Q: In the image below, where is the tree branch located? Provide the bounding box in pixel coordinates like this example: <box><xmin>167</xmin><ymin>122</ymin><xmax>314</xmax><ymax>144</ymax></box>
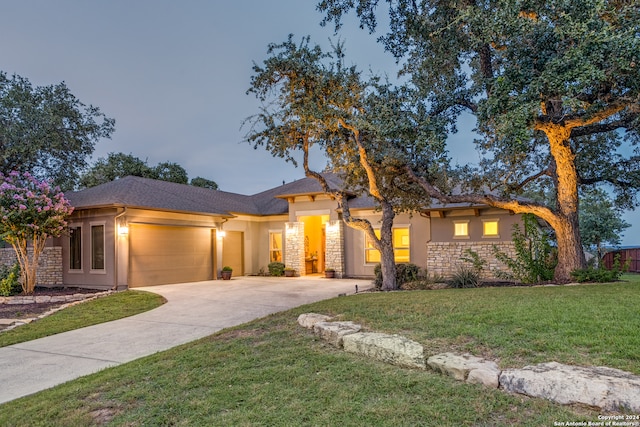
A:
<box><xmin>510</xmin><ymin>168</ymin><xmax>551</xmax><ymax>191</ymax></box>
<box><xmin>536</xmin><ymin>103</ymin><xmax>627</xmax><ymax>130</ymax></box>
<box><xmin>570</xmin><ymin>118</ymin><xmax>630</xmax><ymax>137</ymax></box>
<box><xmin>405</xmin><ymin>165</ymin><xmax>559</xmax><ymax>227</ymax></box>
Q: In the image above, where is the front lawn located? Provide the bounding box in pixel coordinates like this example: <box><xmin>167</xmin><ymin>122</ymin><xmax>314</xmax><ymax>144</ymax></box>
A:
<box><xmin>0</xmin><ymin>275</ymin><xmax>637</xmax><ymax>426</ymax></box>
<box><xmin>0</xmin><ymin>290</ymin><xmax>166</xmax><ymax>348</ymax></box>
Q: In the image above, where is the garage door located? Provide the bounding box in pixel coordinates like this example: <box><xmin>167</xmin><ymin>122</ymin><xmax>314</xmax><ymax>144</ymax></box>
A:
<box><xmin>129</xmin><ymin>224</ymin><xmax>213</xmax><ymax>287</ymax></box>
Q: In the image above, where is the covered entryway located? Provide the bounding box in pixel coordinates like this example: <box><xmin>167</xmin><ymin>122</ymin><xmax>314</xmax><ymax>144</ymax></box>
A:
<box><xmin>299</xmin><ymin>214</ymin><xmax>329</xmax><ymax>274</ymax></box>
<box><xmin>129</xmin><ymin>224</ymin><xmax>214</xmax><ymax>287</ymax></box>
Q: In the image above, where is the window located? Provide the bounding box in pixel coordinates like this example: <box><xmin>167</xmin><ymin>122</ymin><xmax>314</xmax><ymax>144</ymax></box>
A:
<box><xmin>364</xmin><ymin>227</ymin><xmax>410</xmax><ymax>264</ymax></box>
<box><xmin>364</xmin><ymin>231</ymin><xmax>381</xmax><ymax>264</ymax></box>
<box><xmin>269</xmin><ymin>231</ymin><xmax>283</xmax><ymax>262</ymax></box>
<box><xmin>482</xmin><ymin>219</ymin><xmax>500</xmax><ymax>238</ymax></box>
<box><xmin>91</xmin><ymin>224</ymin><xmax>105</xmax><ymax>270</ymax></box>
<box><xmin>393</xmin><ymin>228</ymin><xmax>410</xmax><ymax>263</ymax></box>
<box><xmin>453</xmin><ymin>220</ymin><xmax>469</xmax><ymax>238</ymax></box>
<box><xmin>69</xmin><ymin>226</ymin><xmax>82</xmax><ymax>270</ymax></box>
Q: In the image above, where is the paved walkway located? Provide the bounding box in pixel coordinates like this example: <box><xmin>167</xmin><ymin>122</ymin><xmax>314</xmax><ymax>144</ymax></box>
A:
<box><xmin>0</xmin><ymin>276</ymin><xmax>363</xmax><ymax>404</ymax></box>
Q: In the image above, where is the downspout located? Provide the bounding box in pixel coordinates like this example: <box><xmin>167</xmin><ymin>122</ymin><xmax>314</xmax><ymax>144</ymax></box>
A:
<box><xmin>113</xmin><ymin>207</ymin><xmax>127</xmax><ymax>291</ymax></box>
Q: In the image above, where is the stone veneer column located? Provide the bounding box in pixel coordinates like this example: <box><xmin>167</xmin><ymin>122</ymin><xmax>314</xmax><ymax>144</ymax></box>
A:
<box><xmin>285</xmin><ymin>222</ymin><xmax>305</xmax><ymax>276</ymax></box>
<box><xmin>324</xmin><ymin>220</ymin><xmax>345</xmax><ymax>278</ymax></box>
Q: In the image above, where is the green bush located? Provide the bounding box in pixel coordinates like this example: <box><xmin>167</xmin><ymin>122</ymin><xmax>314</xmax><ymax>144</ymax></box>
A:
<box><xmin>449</xmin><ymin>265</ymin><xmax>480</xmax><ymax>288</ymax></box>
<box><xmin>373</xmin><ymin>263</ymin><xmax>421</xmax><ymax>290</ymax></box>
<box><xmin>268</xmin><ymin>262</ymin><xmax>285</xmax><ymax>277</ymax></box>
<box><xmin>493</xmin><ymin>214</ymin><xmax>556</xmax><ymax>284</ymax></box>
<box><xmin>571</xmin><ymin>254</ymin><xmax>630</xmax><ymax>283</ymax></box>
<box><xmin>400</xmin><ymin>270</ymin><xmax>449</xmax><ymax>290</ymax></box>
<box><xmin>0</xmin><ymin>263</ymin><xmax>22</xmax><ymax>296</ymax></box>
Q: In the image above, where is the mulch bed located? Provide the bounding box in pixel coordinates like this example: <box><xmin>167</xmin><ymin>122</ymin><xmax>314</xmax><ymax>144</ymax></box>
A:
<box><xmin>0</xmin><ymin>287</ymin><xmax>104</xmax><ymax>319</ymax></box>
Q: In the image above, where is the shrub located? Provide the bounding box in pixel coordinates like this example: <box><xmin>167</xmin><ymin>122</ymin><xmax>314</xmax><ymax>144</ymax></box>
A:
<box><xmin>571</xmin><ymin>254</ymin><xmax>630</xmax><ymax>283</ymax></box>
<box><xmin>268</xmin><ymin>262</ymin><xmax>285</xmax><ymax>277</ymax></box>
<box><xmin>461</xmin><ymin>249</ymin><xmax>486</xmax><ymax>276</ymax></box>
<box><xmin>0</xmin><ymin>263</ymin><xmax>22</xmax><ymax>296</ymax></box>
<box><xmin>373</xmin><ymin>263</ymin><xmax>421</xmax><ymax>290</ymax></box>
<box><xmin>449</xmin><ymin>265</ymin><xmax>480</xmax><ymax>288</ymax></box>
<box><xmin>400</xmin><ymin>270</ymin><xmax>449</xmax><ymax>290</ymax></box>
<box><xmin>493</xmin><ymin>214</ymin><xmax>556</xmax><ymax>284</ymax></box>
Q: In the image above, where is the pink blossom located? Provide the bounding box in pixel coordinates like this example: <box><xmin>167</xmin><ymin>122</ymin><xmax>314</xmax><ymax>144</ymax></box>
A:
<box><xmin>18</xmin><ymin>204</ymin><xmax>27</xmax><ymax>210</ymax></box>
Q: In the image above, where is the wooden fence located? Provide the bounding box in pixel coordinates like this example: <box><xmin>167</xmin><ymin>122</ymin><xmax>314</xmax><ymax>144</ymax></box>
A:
<box><xmin>602</xmin><ymin>247</ymin><xmax>640</xmax><ymax>273</ymax></box>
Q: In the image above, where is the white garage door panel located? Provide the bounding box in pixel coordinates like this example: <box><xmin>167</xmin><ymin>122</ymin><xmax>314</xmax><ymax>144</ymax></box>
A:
<box><xmin>129</xmin><ymin>225</ymin><xmax>213</xmax><ymax>287</ymax></box>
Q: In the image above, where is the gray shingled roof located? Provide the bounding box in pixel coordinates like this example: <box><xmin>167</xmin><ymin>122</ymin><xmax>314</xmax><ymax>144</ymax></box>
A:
<box><xmin>67</xmin><ymin>174</ymin><xmax>375</xmax><ymax>217</ymax></box>
<box><xmin>67</xmin><ymin>176</ymin><xmax>256</xmax><ymax>216</ymax></box>
<box><xmin>68</xmin><ymin>174</ymin><xmax>505</xmax><ymax>218</ymax></box>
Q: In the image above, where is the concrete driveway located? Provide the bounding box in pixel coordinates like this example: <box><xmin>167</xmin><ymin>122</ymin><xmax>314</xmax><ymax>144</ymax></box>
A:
<box><xmin>0</xmin><ymin>276</ymin><xmax>364</xmax><ymax>404</ymax></box>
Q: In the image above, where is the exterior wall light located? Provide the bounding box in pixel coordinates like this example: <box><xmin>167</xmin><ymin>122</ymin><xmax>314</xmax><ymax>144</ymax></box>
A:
<box><xmin>118</xmin><ymin>224</ymin><xmax>129</xmax><ymax>235</ymax></box>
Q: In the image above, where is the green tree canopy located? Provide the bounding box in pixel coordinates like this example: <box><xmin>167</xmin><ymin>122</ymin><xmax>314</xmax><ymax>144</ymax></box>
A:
<box><xmin>319</xmin><ymin>0</ymin><xmax>640</xmax><ymax>281</ymax></box>
<box><xmin>152</xmin><ymin>162</ymin><xmax>188</xmax><ymax>185</ymax></box>
<box><xmin>0</xmin><ymin>72</ymin><xmax>115</xmax><ymax>190</ymax></box>
<box><xmin>190</xmin><ymin>176</ymin><xmax>219</xmax><ymax>190</ymax></box>
<box><xmin>79</xmin><ymin>152</ymin><xmax>216</xmax><ymax>190</ymax></box>
<box><xmin>246</xmin><ymin>36</ymin><xmax>445</xmax><ymax>290</ymax></box>
<box><xmin>79</xmin><ymin>152</ymin><xmax>153</xmax><ymax>188</ymax></box>
<box><xmin>579</xmin><ymin>187</ymin><xmax>630</xmax><ymax>259</ymax></box>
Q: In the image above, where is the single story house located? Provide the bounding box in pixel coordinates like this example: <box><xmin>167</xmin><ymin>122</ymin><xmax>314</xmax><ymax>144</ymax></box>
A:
<box><xmin>1</xmin><ymin>175</ymin><xmax>522</xmax><ymax>290</ymax></box>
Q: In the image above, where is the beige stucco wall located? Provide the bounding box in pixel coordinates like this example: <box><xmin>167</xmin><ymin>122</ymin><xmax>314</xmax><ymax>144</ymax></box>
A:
<box><xmin>429</xmin><ymin>208</ymin><xmax>522</xmax><ymax>242</ymax></box>
<box><xmin>62</xmin><ymin>208</ymin><xmax>118</xmax><ymax>289</ymax></box>
<box><xmin>343</xmin><ymin>210</ymin><xmax>431</xmax><ymax>278</ymax></box>
<box><xmin>225</xmin><ymin>216</ymin><xmax>288</xmax><ymax>276</ymax></box>
<box><xmin>64</xmin><ymin>208</ymin><xmax>225</xmax><ymax>289</ymax></box>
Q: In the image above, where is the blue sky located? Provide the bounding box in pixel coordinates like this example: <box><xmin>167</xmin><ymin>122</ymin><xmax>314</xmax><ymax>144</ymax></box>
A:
<box><xmin>1</xmin><ymin>1</ymin><xmax>636</xmax><ymax>244</ymax></box>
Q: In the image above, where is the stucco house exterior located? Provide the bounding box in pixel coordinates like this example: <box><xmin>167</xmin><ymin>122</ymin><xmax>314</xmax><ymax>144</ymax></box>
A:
<box><xmin>1</xmin><ymin>175</ymin><xmax>521</xmax><ymax>290</ymax></box>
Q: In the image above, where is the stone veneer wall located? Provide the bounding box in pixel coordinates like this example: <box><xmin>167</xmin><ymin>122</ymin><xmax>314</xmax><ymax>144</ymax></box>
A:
<box><xmin>426</xmin><ymin>241</ymin><xmax>517</xmax><ymax>280</ymax></box>
<box><xmin>0</xmin><ymin>247</ymin><xmax>63</xmax><ymax>286</ymax></box>
<box><xmin>324</xmin><ymin>220</ymin><xmax>345</xmax><ymax>278</ymax></box>
<box><xmin>285</xmin><ymin>222</ymin><xmax>306</xmax><ymax>276</ymax></box>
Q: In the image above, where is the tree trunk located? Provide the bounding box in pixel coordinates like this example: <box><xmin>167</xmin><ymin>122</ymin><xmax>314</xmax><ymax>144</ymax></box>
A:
<box><xmin>378</xmin><ymin>201</ymin><xmax>397</xmax><ymax>291</ymax></box>
<box><xmin>541</xmin><ymin>123</ymin><xmax>587</xmax><ymax>281</ymax></box>
<box><xmin>553</xmin><ymin>213</ymin><xmax>586</xmax><ymax>282</ymax></box>
<box><xmin>9</xmin><ymin>234</ymin><xmax>47</xmax><ymax>295</ymax></box>
<box><xmin>379</xmin><ymin>242</ymin><xmax>397</xmax><ymax>291</ymax></box>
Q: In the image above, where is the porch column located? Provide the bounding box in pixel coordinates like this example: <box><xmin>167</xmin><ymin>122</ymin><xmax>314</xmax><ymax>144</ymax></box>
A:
<box><xmin>285</xmin><ymin>222</ymin><xmax>305</xmax><ymax>276</ymax></box>
<box><xmin>325</xmin><ymin>220</ymin><xmax>345</xmax><ymax>278</ymax></box>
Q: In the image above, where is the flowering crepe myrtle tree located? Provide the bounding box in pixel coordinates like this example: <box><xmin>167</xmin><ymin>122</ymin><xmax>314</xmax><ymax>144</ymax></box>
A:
<box><xmin>0</xmin><ymin>171</ymin><xmax>73</xmax><ymax>294</ymax></box>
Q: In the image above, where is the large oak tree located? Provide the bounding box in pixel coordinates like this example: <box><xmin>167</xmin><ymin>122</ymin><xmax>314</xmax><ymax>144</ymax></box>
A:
<box><xmin>0</xmin><ymin>72</ymin><xmax>115</xmax><ymax>190</ymax></box>
<box><xmin>245</xmin><ymin>36</ymin><xmax>445</xmax><ymax>290</ymax></box>
<box><xmin>319</xmin><ymin>0</ymin><xmax>640</xmax><ymax>281</ymax></box>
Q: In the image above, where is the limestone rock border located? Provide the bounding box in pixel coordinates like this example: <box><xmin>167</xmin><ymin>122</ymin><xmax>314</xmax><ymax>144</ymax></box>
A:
<box><xmin>0</xmin><ymin>291</ymin><xmax>113</xmax><ymax>332</ymax></box>
<box><xmin>298</xmin><ymin>312</ymin><xmax>640</xmax><ymax>413</ymax></box>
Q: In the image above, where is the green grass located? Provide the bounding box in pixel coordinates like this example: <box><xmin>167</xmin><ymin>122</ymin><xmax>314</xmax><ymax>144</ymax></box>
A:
<box><xmin>0</xmin><ymin>290</ymin><xmax>166</xmax><ymax>348</ymax></box>
<box><xmin>0</xmin><ymin>275</ymin><xmax>638</xmax><ymax>426</ymax></box>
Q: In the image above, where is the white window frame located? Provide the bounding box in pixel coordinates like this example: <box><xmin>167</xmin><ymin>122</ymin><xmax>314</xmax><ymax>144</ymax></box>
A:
<box><xmin>90</xmin><ymin>222</ymin><xmax>106</xmax><ymax>273</ymax></box>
